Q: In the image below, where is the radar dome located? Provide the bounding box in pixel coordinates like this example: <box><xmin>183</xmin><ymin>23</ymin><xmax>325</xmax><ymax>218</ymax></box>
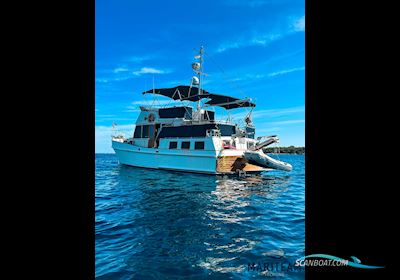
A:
<box><xmin>192</xmin><ymin>62</ymin><xmax>201</xmax><ymax>70</ymax></box>
<box><xmin>192</xmin><ymin>76</ymin><xmax>199</xmax><ymax>85</ymax></box>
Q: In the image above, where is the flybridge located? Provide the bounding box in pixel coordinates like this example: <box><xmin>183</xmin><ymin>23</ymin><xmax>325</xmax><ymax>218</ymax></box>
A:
<box><xmin>142</xmin><ymin>85</ymin><xmax>256</xmax><ymax>110</ymax></box>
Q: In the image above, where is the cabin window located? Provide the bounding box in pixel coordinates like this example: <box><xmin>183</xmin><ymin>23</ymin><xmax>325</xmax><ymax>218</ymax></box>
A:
<box><xmin>247</xmin><ymin>142</ymin><xmax>255</xmax><ymax>150</ymax></box>
<box><xmin>245</xmin><ymin>126</ymin><xmax>255</xmax><ymax>139</ymax></box>
<box><xmin>134</xmin><ymin>125</ymin><xmax>142</xmax><ymax>138</ymax></box>
<box><xmin>181</xmin><ymin>141</ymin><xmax>190</xmax><ymax>149</ymax></box>
<box><xmin>159</xmin><ymin>107</ymin><xmax>192</xmax><ymax>119</ymax></box>
<box><xmin>203</xmin><ymin>110</ymin><xmax>215</xmax><ymax>121</ymax></box>
<box><xmin>184</xmin><ymin>109</ymin><xmax>192</xmax><ymax>119</ymax></box>
<box><xmin>219</xmin><ymin>124</ymin><xmax>236</xmax><ymax>136</ymax></box>
<box><xmin>169</xmin><ymin>141</ymin><xmax>177</xmax><ymax>149</ymax></box>
<box><xmin>194</xmin><ymin>141</ymin><xmax>205</xmax><ymax>150</ymax></box>
<box><xmin>142</xmin><ymin>125</ymin><xmax>150</xmax><ymax>138</ymax></box>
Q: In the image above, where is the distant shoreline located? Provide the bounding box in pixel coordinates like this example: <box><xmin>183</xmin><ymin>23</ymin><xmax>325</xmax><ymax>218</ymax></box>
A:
<box><xmin>265</xmin><ymin>153</ymin><xmax>305</xmax><ymax>155</ymax></box>
<box><xmin>263</xmin><ymin>146</ymin><xmax>305</xmax><ymax>154</ymax></box>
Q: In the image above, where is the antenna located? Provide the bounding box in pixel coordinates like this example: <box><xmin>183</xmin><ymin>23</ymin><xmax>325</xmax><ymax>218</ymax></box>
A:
<box><xmin>192</xmin><ymin>46</ymin><xmax>205</xmax><ymax>111</ymax></box>
<box><xmin>151</xmin><ymin>75</ymin><xmax>156</xmax><ymax>108</ymax></box>
<box><xmin>198</xmin><ymin>46</ymin><xmax>204</xmax><ymax>111</ymax></box>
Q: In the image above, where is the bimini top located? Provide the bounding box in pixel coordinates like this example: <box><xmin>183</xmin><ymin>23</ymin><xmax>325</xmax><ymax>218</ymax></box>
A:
<box><xmin>142</xmin><ymin>85</ymin><xmax>255</xmax><ymax>109</ymax></box>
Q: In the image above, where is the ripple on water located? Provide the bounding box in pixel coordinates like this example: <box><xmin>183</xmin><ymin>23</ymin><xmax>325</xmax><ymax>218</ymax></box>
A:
<box><xmin>96</xmin><ymin>154</ymin><xmax>305</xmax><ymax>279</ymax></box>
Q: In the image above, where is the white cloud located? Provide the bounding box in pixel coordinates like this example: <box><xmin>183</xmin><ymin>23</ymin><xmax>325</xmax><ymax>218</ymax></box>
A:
<box><xmin>251</xmin><ymin>33</ymin><xmax>282</xmax><ymax>46</ymax></box>
<box><xmin>96</xmin><ymin>66</ymin><xmax>169</xmax><ymax>83</ymax></box>
<box><xmin>224</xmin><ymin>0</ymin><xmax>288</xmax><ymax>8</ymax></box>
<box><xmin>95</xmin><ymin>78</ymin><xmax>109</xmax><ymax>83</ymax></box>
<box><xmin>127</xmin><ymin>55</ymin><xmax>155</xmax><ymax>63</ymax></box>
<box><xmin>254</xmin><ymin>106</ymin><xmax>304</xmax><ymax>118</ymax></box>
<box><xmin>268</xmin><ymin>66</ymin><xmax>305</xmax><ymax>77</ymax></box>
<box><xmin>96</xmin><ymin>73</ymin><xmax>131</xmax><ymax>83</ymax></box>
<box><xmin>125</xmin><ymin>99</ymin><xmax>185</xmax><ymax>112</ymax></box>
<box><xmin>292</xmin><ymin>15</ymin><xmax>305</xmax><ymax>32</ymax></box>
<box><xmin>131</xmin><ymin>100</ymin><xmax>178</xmax><ymax>106</ymax></box>
<box><xmin>217</xmin><ymin>42</ymin><xmax>241</xmax><ymax>53</ymax></box>
<box><xmin>256</xmin><ymin>127</ymin><xmax>282</xmax><ymax>134</ymax></box>
<box><xmin>229</xmin><ymin>73</ymin><xmax>266</xmax><ymax>82</ymax></box>
<box><xmin>163</xmin><ymin>79</ymin><xmax>191</xmax><ymax>87</ymax></box>
<box><xmin>113</xmin><ymin>67</ymin><xmax>129</xmax><ymax>73</ymax></box>
<box><xmin>96</xmin><ymin>117</ymin><xmax>132</xmax><ymax>122</ymax></box>
<box><xmin>217</xmin><ymin>33</ymin><xmax>282</xmax><ymax>53</ymax></box>
<box><xmin>216</xmin><ymin>14</ymin><xmax>305</xmax><ymax>53</ymax></box>
<box><xmin>269</xmin><ymin>119</ymin><xmax>305</xmax><ymax>125</ymax></box>
<box><xmin>231</xmin><ymin>106</ymin><xmax>304</xmax><ymax>120</ymax></box>
<box><xmin>132</xmin><ymin>67</ymin><xmax>169</xmax><ymax>76</ymax></box>
<box><xmin>124</xmin><ymin>106</ymin><xmax>141</xmax><ymax>113</ymax></box>
<box><xmin>96</xmin><ymin>114</ymin><xmax>115</xmax><ymax>118</ymax></box>
<box><xmin>96</xmin><ymin>75</ymin><xmax>133</xmax><ymax>83</ymax></box>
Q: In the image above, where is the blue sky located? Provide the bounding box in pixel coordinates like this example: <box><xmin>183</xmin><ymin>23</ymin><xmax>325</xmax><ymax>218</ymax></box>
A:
<box><xmin>96</xmin><ymin>0</ymin><xmax>305</xmax><ymax>153</ymax></box>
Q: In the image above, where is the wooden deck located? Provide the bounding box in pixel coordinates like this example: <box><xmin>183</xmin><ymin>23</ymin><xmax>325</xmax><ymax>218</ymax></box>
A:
<box><xmin>216</xmin><ymin>156</ymin><xmax>265</xmax><ymax>173</ymax></box>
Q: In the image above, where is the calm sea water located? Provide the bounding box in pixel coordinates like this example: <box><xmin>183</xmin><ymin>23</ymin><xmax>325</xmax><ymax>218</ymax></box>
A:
<box><xmin>96</xmin><ymin>154</ymin><xmax>305</xmax><ymax>279</ymax></box>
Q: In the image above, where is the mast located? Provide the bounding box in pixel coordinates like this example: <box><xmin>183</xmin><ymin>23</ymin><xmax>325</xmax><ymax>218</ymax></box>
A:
<box><xmin>192</xmin><ymin>46</ymin><xmax>204</xmax><ymax>111</ymax></box>
<box><xmin>197</xmin><ymin>46</ymin><xmax>204</xmax><ymax>111</ymax></box>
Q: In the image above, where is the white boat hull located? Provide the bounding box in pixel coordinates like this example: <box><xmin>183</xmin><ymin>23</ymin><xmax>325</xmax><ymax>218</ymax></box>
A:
<box><xmin>112</xmin><ymin>139</ymin><xmax>288</xmax><ymax>175</ymax></box>
<box><xmin>112</xmin><ymin>141</ymin><xmax>219</xmax><ymax>174</ymax></box>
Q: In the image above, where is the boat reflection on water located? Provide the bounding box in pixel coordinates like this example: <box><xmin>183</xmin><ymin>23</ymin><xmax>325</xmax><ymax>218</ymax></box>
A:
<box><xmin>214</xmin><ymin>174</ymin><xmax>291</xmax><ymax>202</ymax></box>
<box><xmin>102</xmin><ymin>164</ymin><xmax>302</xmax><ymax>279</ymax></box>
<box><xmin>205</xmin><ymin>174</ymin><xmax>291</xmax><ymax>229</ymax></box>
<box><xmin>199</xmin><ymin>174</ymin><xmax>294</xmax><ymax>275</ymax></box>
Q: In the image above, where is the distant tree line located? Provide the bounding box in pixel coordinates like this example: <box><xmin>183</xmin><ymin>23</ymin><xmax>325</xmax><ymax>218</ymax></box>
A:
<box><xmin>263</xmin><ymin>146</ymin><xmax>305</xmax><ymax>154</ymax></box>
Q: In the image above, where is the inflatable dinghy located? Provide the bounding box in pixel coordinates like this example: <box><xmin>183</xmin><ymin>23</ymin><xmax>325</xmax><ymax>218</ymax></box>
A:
<box><xmin>244</xmin><ymin>150</ymin><xmax>293</xmax><ymax>172</ymax></box>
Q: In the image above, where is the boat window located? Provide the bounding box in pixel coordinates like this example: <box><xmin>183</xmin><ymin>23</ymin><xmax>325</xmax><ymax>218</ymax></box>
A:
<box><xmin>181</xmin><ymin>141</ymin><xmax>190</xmax><ymax>149</ymax></box>
<box><xmin>219</xmin><ymin>124</ymin><xmax>236</xmax><ymax>136</ymax></box>
<box><xmin>159</xmin><ymin>107</ymin><xmax>192</xmax><ymax>119</ymax></box>
<box><xmin>194</xmin><ymin>141</ymin><xmax>205</xmax><ymax>150</ymax></box>
<box><xmin>247</xmin><ymin>142</ymin><xmax>255</xmax><ymax>149</ymax></box>
<box><xmin>184</xmin><ymin>109</ymin><xmax>193</xmax><ymax>119</ymax></box>
<box><xmin>134</xmin><ymin>125</ymin><xmax>142</xmax><ymax>138</ymax></box>
<box><xmin>169</xmin><ymin>141</ymin><xmax>178</xmax><ymax>149</ymax></box>
<box><xmin>142</xmin><ymin>125</ymin><xmax>150</xmax><ymax>138</ymax></box>
<box><xmin>245</xmin><ymin>126</ymin><xmax>255</xmax><ymax>139</ymax></box>
<box><xmin>203</xmin><ymin>110</ymin><xmax>215</xmax><ymax>121</ymax></box>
